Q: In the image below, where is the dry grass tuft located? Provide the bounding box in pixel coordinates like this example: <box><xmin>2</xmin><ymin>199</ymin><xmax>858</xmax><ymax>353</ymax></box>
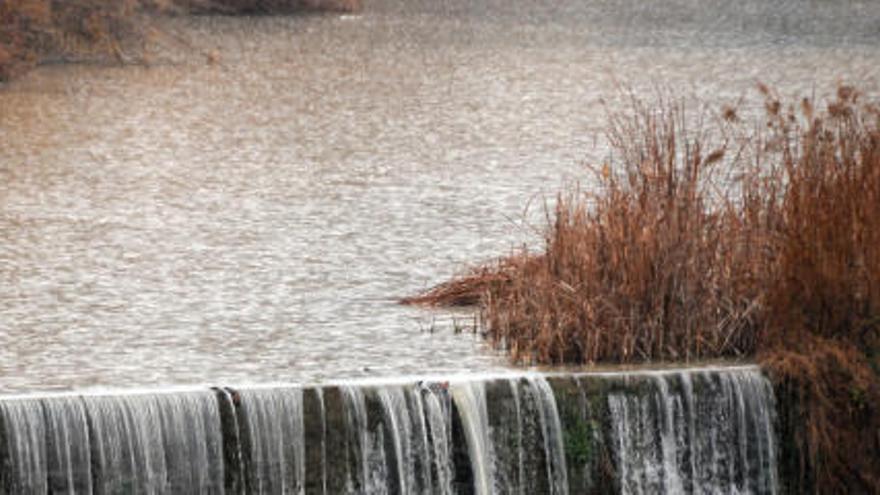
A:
<box><xmin>401</xmin><ymin>254</ymin><xmax>541</xmax><ymax>308</ymax></box>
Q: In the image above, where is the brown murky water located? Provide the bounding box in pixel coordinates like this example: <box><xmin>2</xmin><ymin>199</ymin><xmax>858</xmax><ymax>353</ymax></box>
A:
<box><xmin>1</xmin><ymin>0</ymin><xmax>879</xmax><ymax>392</ymax></box>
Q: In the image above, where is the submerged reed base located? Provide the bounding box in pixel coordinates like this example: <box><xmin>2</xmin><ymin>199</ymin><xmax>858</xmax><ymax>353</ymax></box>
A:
<box><xmin>405</xmin><ymin>86</ymin><xmax>880</xmax><ymax>493</ymax></box>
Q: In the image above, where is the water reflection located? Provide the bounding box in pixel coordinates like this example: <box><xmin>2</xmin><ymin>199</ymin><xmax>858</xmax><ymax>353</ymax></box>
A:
<box><xmin>1</xmin><ymin>0</ymin><xmax>879</xmax><ymax>392</ymax></box>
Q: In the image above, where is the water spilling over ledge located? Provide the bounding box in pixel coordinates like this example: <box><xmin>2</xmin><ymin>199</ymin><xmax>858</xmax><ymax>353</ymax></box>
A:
<box><xmin>0</xmin><ymin>366</ymin><xmax>778</xmax><ymax>494</ymax></box>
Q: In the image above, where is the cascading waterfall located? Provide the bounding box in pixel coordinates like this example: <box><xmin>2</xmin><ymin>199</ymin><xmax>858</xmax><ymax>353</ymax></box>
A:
<box><xmin>0</xmin><ymin>390</ymin><xmax>224</xmax><ymax>494</ymax></box>
<box><xmin>314</xmin><ymin>387</ymin><xmax>327</xmax><ymax>495</ymax></box>
<box><xmin>449</xmin><ymin>380</ymin><xmax>494</xmax><ymax>495</ymax></box>
<box><xmin>236</xmin><ymin>387</ymin><xmax>306</xmax><ymax>494</ymax></box>
<box><xmin>43</xmin><ymin>397</ymin><xmax>92</xmax><ymax>494</ymax></box>
<box><xmin>339</xmin><ymin>382</ymin><xmax>454</xmax><ymax>495</ymax></box>
<box><xmin>476</xmin><ymin>377</ymin><xmax>570</xmax><ymax>494</ymax></box>
<box><xmin>525</xmin><ymin>377</ymin><xmax>568</xmax><ymax>495</ymax></box>
<box><xmin>375</xmin><ymin>385</ymin><xmax>438</xmax><ymax>494</ymax></box>
<box><xmin>0</xmin><ymin>399</ymin><xmax>49</xmax><ymax>493</ymax></box>
<box><xmin>0</xmin><ymin>367</ymin><xmax>781</xmax><ymax>494</ymax></box>
<box><xmin>509</xmin><ymin>382</ymin><xmax>525</xmax><ymax>495</ymax></box>
<box><xmin>607</xmin><ymin>368</ymin><xmax>778</xmax><ymax>495</ymax></box>
<box><xmin>340</xmin><ymin>385</ymin><xmax>381</xmax><ymax>493</ymax></box>
<box><xmin>421</xmin><ymin>385</ymin><xmax>454</xmax><ymax>495</ymax></box>
<box><xmin>376</xmin><ymin>387</ymin><xmax>417</xmax><ymax>494</ymax></box>
<box><xmin>83</xmin><ymin>391</ymin><xmax>225</xmax><ymax>493</ymax></box>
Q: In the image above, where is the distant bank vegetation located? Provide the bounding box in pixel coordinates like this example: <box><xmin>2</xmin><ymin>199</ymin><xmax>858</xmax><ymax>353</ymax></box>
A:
<box><xmin>0</xmin><ymin>0</ymin><xmax>361</xmax><ymax>81</ymax></box>
<box><xmin>405</xmin><ymin>86</ymin><xmax>880</xmax><ymax>492</ymax></box>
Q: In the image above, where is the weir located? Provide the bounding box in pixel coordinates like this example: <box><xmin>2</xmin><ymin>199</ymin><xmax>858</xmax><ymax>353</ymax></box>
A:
<box><xmin>0</xmin><ymin>366</ymin><xmax>779</xmax><ymax>494</ymax></box>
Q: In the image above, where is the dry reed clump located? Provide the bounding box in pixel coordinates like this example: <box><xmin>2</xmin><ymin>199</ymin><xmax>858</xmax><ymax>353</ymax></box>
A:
<box><xmin>0</xmin><ymin>0</ymin><xmax>151</xmax><ymax>80</ymax></box>
<box><xmin>758</xmin><ymin>85</ymin><xmax>880</xmax><ymax>493</ymax></box>
<box><xmin>409</xmin><ymin>97</ymin><xmax>767</xmax><ymax>364</ymax></box>
<box><xmin>760</xmin><ymin>85</ymin><xmax>880</xmax><ymax>350</ymax></box>
<box><xmin>404</xmin><ymin>86</ymin><xmax>880</xmax><ymax>491</ymax></box>
<box><xmin>0</xmin><ymin>0</ymin><xmax>51</xmax><ymax>80</ymax></box>
<box><xmin>0</xmin><ymin>0</ymin><xmax>362</xmax><ymax>82</ymax></box>
<box><xmin>405</xmin><ymin>87</ymin><xmax>879</xmax><ymax>366</ymax></box>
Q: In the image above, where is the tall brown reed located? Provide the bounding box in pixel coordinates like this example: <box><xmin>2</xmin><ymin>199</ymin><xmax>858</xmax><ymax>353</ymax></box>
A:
<box><xmin>758</xmin><ymin>85</ymin><xmax>880</xmax><ymax>493</ymax></box>
<box><xmin>760</xmin><ymin>85</ymin><xmax>880</xmax><ymax>348</ymax></box>
<box><xmin>405</xmin><ymin>87</ymin><xmax>880</xmax><ymax>491</ymax></box>
<box><xmin>410</xmin><ymin>96</ymin><xmax>766</xmax><ymax>364</ymax></box>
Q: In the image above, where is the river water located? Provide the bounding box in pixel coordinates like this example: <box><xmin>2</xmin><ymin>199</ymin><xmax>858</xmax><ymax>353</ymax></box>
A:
<box><xmin>1</xmin><ymin>0</ymin><xmax>879</xmax><ymax>392</ymax></box>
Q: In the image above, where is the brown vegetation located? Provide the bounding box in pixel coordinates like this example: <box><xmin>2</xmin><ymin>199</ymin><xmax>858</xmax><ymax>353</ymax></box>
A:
<box><xmin>401</xmin><ymin>256</ymin><xmax>545</xmax><ymax>308</ymax></box>
<box><xmin>410</xmin><ymin>95</ymin><xmax>768</xmax><ymax>364</ymax></box>
<box><xmin>0</xmin><ymin>0</ymin><xmax>151</xmax><ymax>80</ymax></box>
<box><xmin>0</xmin><ymin>0</ymin><xmax>361</xmax><ymax>82</ymax></box>
<box><xmin>405</xmin><ymin>86</ymin><xmax>880</xmax><ymax>492</ymax></box>
<box><xmin>757</xmin><ymin>85</ymin><xmax>880</xmax><ymax>493</ymax></box>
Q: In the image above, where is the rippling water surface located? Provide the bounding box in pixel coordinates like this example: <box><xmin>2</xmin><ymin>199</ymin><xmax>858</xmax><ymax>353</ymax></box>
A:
<box><xmin>1</xmin><ymin>0</ymin><xmax>879</xmax><ymax>392</ymax></box>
